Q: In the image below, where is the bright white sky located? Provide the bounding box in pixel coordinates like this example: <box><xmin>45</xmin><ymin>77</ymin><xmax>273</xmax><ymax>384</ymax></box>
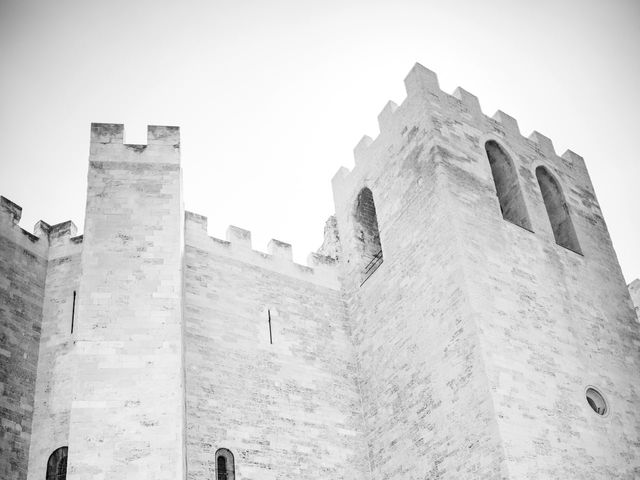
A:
<box><xmin>1</xmin><ymin>0</ymin><xmax>639</xmax><ymax>282</ymax></box>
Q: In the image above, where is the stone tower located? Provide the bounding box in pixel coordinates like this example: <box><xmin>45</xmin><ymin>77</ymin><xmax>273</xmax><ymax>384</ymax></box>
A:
<box><xmin>331</xmin><ymin>63</ymin><xmax>640</xmax><ymax>478</ymax></box>
<box><xmin>66</xmin><ymin>124</ymin><xmax>185</xmax><ymax>479</ymax></box>
<box><xmin>1</xmin><ymin>64</ymin><xmax>639</xmax><ymax>480</ymax></box>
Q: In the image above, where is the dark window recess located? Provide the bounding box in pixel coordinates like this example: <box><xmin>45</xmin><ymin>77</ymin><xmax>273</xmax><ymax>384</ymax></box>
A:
<box><xmin>268</xmin><ymin>309</ymin><xmax>273</xmax><ymax>345</ymax></box>
<box><xmin>535</xmin><ymin>166</ymin><xmax>582</xmax><ymax>254</ymax></box>
<box><xmin>217</xmin><ymin>456</ymin><xmax>227</xmax><ymax>480</ymax></box>
<box><xmin>360</xmin><ymin>249</ymin><xmax>383</xmax><ymax>286</ymax></box>
<box><xmin>71</xmin><ymin>291</ymin><xmax>76</xmax><ymax>333</ymax></box>
<box><xmin>215</xmin><ymin>448</ymin><xmax>235</xmax><ymax>480</ymax></box>
<box><xmin>586</xmin><ymin>387</ymin><xmax>607</xmax><ymax>416</ymax></box>
<box><xmin>354</xmin><ymin>187</ymin><xmax>384</xmax><ymax>285</ymax></box>
<box><xmin>46</xmin><ymin>446</ymin><xmax>68</xmax><ymax>480</ymax></box>
<box><xmin>485</xmin><ymin>140</ymin><xmax>532</xmax><ymax>231</ymax></box>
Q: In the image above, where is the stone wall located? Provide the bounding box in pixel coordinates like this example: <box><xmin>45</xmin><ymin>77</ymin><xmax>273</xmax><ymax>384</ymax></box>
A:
<box><xmin>330</xmin><ymin>63</ymin><xmax>640</xmax><ymax>478</ymax></box>
<box><xmin>629</xmin><ymin>279</ymin><xmax>640</xmax><ymax>320</ymax></box>
<box><xmin>4</xmin><ymin>64</ymin><xmax>640</xmax><ymax>480</ymax></box>
<box><xmin>420</xmin><ymin>67</ymin><xmax>640</xmax><ymax>478</ymax></box>
<box><xmin>183</xmin><ymin>214</ymin><xmax>369</xmax><ymax>480</ymax></box>
<box><xmin>26</xmin><ymin>223</ymin><xmax>82</xmax><ymax>480</ymax></box>
<box><xmin>0</xmin><ymin>197</ymin><xmax>48</xmax><ymax>480</ymax></box>
<box><xmin>65</xmin><ymin>124</ymin><xmax>186</xmax><ymax>480</ymax></box>
<box><xmin>331</xmin><ymin>67</ymin><xmax>508</xmax><ymax>479</ymax></box>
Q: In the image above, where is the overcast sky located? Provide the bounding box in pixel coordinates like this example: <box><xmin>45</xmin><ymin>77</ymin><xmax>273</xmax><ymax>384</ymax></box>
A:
<box><xmin>1</xmin><ymin>0</ymin><xmax>639</xmax><ymax>283</ymax></box>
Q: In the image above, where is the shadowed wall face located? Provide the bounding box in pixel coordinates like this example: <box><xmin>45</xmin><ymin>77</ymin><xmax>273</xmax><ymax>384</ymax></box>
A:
<box><xmin>353</xmin><ymin>187</ymin><xmax>383</xmax><ymax>281</ymax></box>
<box><xmin>535</xmin><ymin>166</ymin><xmax>581</xmax><ymax>254</ymax></box>
<box><xmin>485</xmin><ymin>140</ymin><xmax>532</xmax><ymax>231</ymax></box>
<box><xmin>0</xmin><ymin>199</ymin><xmax>47</xmax><ymax>480</ymax></box>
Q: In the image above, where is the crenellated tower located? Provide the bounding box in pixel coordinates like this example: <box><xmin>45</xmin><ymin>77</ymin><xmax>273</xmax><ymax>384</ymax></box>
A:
<box><xmin>331</xmin><ymin>63</ymin><xmax>640</xmax><ymax>478</ymax></box>
<box><xmin>66</xmin><ymin>123</ymin><xmax>186</xmax><ymax>480</ymax></box>
<box><xmin>1</xmin><ymin>63</ymin><xmax>639</xmax><ymax>480</ymax></box>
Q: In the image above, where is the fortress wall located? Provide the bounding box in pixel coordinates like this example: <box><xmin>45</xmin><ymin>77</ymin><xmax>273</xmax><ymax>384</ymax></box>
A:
<box><xmin>629</xmin><ymin>279</ymin><xmax>640</xmax><ymax>320</ymax></box>
<box><xmin>27</xmin><ymin>228</ymin><xmax>82</xmax><ymax>480</ymax></box>
<box><xmin>183</xmin><ymin>215</ymin><xmax>369</xmax><ymax>480</ymax></box>
<box><xmin>331</xmin><ymin>67</ymin><xmax>508</xmax><ymax>478</ymax></box>
<box><xmin>0</xmin><ymin>198</ymin><xmax>48</xmax><ymax>480</ymax></box>
<box><xmin>400</xmin><ymin>67</ymin><xmax>640</xmax><ymax>476</ymax></box>
<box><xmin>66</xmin><ymin>124</ymin><xmax>185</xmax><ymax>480</ymax></box>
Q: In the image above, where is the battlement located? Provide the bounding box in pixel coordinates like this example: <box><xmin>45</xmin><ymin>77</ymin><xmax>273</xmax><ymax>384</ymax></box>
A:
<box><xmin>0</xmin><ymin>195</ymin><xmax>83</xmax><ymax>248</ymax></box>
<box><xmin>184</xmin><ymin>211</ymin><xmax>339</xmax><ymax>289</ymax></box>
<box><xmin>334</xmin><ymin>63</ymin><xmax>586</xmax><ymax>185</ymax></box>
<box><xmin>89</xmin><ymin>123</ymin><xmax>181</xmax><ymax>163</ymax></box>
<box><xmin>1</xmin><ymin>196</ymin><xmax>22</xmax><ymax>224</ymax></box>
<box><xmin>91</xmin><ymin>123</ymin><xmax>180</xmax><ymax>146</ymax></box>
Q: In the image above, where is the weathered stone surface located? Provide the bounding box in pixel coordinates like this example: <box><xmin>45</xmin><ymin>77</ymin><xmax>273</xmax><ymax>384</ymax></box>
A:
<box><xmin>26</xmin><ymin>233</ymin><xmax>81</xmax><ymax>480</ymax></box>
<box><xmin>332</xmin><ymin>63</ymin><xmax>640</xmax><ymax>477</ymax></box>
<box><xmin>0</xmin><ymin>202</ymin><xmax>48</xmax><ymax>480</ymax></box>
<box><xmin>184</xmin><ymin>218</ymin><xmax>368</xmax><ymax>479</ymax></box>
<box><xmin>65</xmin><ymin>124</ymin><xmax>185</xmax><ymax>480</ymax></box>
<box><xmin>333</xmin><ymin>107</ymin><xmax>509</xmax><ymax>478</ymax></box>
<box><xmin>2</xmin><ymin>65</ymin><xmax>640</xmax><ymax>480</ymax></box>
<box><xmin>629</xmin><ymin>279</ymin><xmax>640</xmax><ymax>320</ymax></box>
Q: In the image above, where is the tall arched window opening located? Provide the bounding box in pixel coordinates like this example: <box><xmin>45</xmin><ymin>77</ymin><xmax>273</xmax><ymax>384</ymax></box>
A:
<box><xmin>485</xmin><ymin>140</ymin><xmax>532</xmax><ymax>230</ymax></box>
<box><xmin>46</xmin><ymin>446</ymin><xmax>68</xmax><ymax>480</ymax></box>
<box><xmin>535</xmin><ymin>166</ymin><xmax>582</xmax><ymax>254</ymax></box>
<box><xmin>215</xmin><ymin>448</ymin><xmax>235</xmax><ymax>480</ymax></box>
<box><xmin>354</xmin><ymin>187</ymin><xmax>383</xmax><ymax>284</ymax></box>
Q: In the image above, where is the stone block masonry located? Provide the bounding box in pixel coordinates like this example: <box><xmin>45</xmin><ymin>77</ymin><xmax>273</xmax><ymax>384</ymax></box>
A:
<box><xmin>0</xmin><ymin>198</ymin><xmax>48</xmax><ymax>480</ymax></box>
<box><xmin>26</xmin><ymin>223</ymin><xmax>82</xmax><ymax>480</ymax></box>
<box><xmin>65</xmin><ymin>124</ymin><xmax>185</xmax><ymax>480</ymax></box>
<box><xmin>0</xmin><ymin>199</ymin><xmax>81</xmax><ymax>480</ymax></box>
<box><xmin>183</xmin><ymin>215</ymin><xmax>368</xmax><ymax>479</ymax></box>
<box><xmin>332</xmin><ymin>63</ymin><xmax>640</xmax><ymax>478</ymax></box>
<box><xmin>629</xmin><ymin>279</ymin><xmax>640</xmax><ymax>320</ymax></box>
<box><xmin>1</xmin><ymin>64</ymin><xmax>640</xmax><ymax>480</ymax></box>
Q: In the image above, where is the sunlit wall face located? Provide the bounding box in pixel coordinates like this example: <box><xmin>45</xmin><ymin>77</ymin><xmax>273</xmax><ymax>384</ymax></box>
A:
<box><xmin>0</xmin><ymin>0</ymin><xmax>638</xmax><ymax>282</ymax></box>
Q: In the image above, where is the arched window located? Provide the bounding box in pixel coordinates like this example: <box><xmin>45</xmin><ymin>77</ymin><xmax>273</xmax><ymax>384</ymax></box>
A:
<box><xmin>354</xmin><ymin>187</ymin><xmax>383</xmax><ymax>284</ymax></box>
<box><xmin>46</xmin><ymin>446</ymin><xmax>68</xmax><ymax>480</ymax></box>
<box><xmin>485</xmin><ymin>140</ymin><xmax>532</xmax><ymax>230</ymax></box>
<box><xmin>215</xmin><ymin>448</ymin><xmax>235</xmax><ymax>480</ymax></box>
<box><xmin>535</xmin><ymin>166</ymin><xmax>581</xmax><ymax>254</ymax></box>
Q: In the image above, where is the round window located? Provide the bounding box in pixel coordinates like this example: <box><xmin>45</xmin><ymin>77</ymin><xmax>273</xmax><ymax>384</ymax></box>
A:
<box><xmin>585</xmin><ymin>387</ymin><xmax>607</xmax><ymax>416</ymax></box>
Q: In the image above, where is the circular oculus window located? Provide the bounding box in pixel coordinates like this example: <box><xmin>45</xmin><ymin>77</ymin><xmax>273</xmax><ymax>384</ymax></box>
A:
<box><xmin>585</xmin><ymin>387</ymin><xmax>607</xmax><ymax>416</ymax></box>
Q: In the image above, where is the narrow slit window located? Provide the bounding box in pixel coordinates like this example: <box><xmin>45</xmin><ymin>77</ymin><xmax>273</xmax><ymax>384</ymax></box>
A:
<box><xmin>354</xmin><ymin>187</ymin><xmax>383</xmax><ymax>285</ymax></box>
<box><xmin>268</xmin><ymin>309</ymin><xmax>273</xmax><ymax>345</ymax></box>
<box><xmin>71</xmin><ymin>290</ymin><xmax>76</xmax><ymax>333</ymax></box>
<box><xmin>535</xmin><ymin>166</ymin><xmax>582</xmax><ymax>254</ymax></box>
<box><xmin>46</xmin><ymin>446</ymin><xmax>68</xmax><ymax>480</ymax></box>
<box><xmin>485</xmin><ymin>140</ymin><xmax>532</xmax><ymax>230</ymax></box>
<box><xmin>215</xmin><ymin>448</ymin><xmax>235</xmax><ymax>480</ymax></box>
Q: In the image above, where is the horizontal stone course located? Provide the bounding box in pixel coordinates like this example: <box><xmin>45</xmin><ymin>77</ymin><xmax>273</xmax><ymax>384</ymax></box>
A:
<box><xmin>2</xmin><ymin>66</ymin><xmax>640</xmax><ymax>480</ymax></box>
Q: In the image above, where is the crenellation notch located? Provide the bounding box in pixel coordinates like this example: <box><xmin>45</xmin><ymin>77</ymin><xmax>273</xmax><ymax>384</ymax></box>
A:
<box><xmin>1</xmin><ymin>196</ymin><xmax>22</xmax><ymax>224</ymax></box>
